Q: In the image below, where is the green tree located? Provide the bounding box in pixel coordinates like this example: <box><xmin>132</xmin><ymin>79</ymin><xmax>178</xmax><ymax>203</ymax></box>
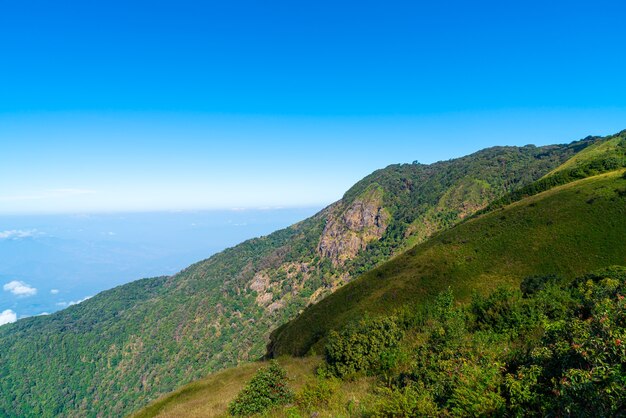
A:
<box><xmin>228</xmin><ymin>361</ymin><xmax>294</xmax><ymax>416</ymax></box>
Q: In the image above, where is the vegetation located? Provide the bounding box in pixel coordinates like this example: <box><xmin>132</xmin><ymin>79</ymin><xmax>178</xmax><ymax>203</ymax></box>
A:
<box><xmin>131</xmin><ymin>133</ymin><xmax>626</xmax><ymax>417</ymax></box>
<box><xmin>0</xmin><ymin>131</ymin><xmax>618</xmax><ymax>416</ymax></box>
<box><xmin>367</xmin><ymin>266</ymin><xmax>626</xmax><ymax>416</ymax></box>
<box><xmin>324</xmin><ymin>316</ymin><xmax>404</xmax><ymax>378</ymax></box>
<box><xmin>269</xmin><ymin>169</ymin><xmax>626</xmax><ymax>356</ymax></box>
<box><xmin>481</xmin><ymin>130</ymin><xmax>626</xmax><ymax>212</ymax></box>
<box><xmin>129</xmin><ymin>357</ymin><xmax>322</xmax><ymax>418</ymax></box>
<box><xmin>135</xmin><ymin>266</ymin><xmax>626</xmax><ymax>417</ymax></box>
<box><xmin>228</xmin><ymin>362</ymin><xmax>293</xmax><ymax>416</ymax></box>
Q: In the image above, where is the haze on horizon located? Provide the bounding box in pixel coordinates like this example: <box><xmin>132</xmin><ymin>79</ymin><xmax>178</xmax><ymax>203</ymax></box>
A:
<box><xmin>2</xmin><ymin>0</ymin><xmax>625</xmax><ymax>214</ymax></box>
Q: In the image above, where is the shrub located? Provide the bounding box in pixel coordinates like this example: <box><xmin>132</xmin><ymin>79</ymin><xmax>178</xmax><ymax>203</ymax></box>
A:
<box><xmin>295</xmin><ymin>376</ymin><xmax>340</xmax><ymax>411</ymax></box>
<box><xmin>426</xmin><ymin>289</ymin><xmax>466</xmax><ymax>349</ymax></box>
<box><xmin>368</xmin><ymin>384</ymin><xmax>439</xmax><ymax>417</ymax></box>
<box><xmin>470</xmin><ymin>287</ymin><xmax>526</xmax><ymax>333</ymax></box>
<box><xmin>324</xmin><ymin>316</ymin><xmax>404</xmax><ymax>378</ymax></box>
<box><xmin>520</xmin><ymin>274</ymin><xmax>560</xmax><ymax>297</ymax></box>
<box><xmin>228</xmin><ymin>361</ymin><xmax>294</xmax><ymax>416</ymax></box>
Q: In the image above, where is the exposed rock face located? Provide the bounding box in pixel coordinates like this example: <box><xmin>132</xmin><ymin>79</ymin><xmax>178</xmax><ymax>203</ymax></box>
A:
<box><xmin>267</xmin><ymin>301</ymin><xmax>284</xmax><ymax>314</ymax></box>
<box><xmin>249</xmin><ymin>272</ymin><xmax>272</xmax><ymax>306</ymax></box>
<box><xmin>318</xmin><ymin>187</ymin><xmax>390</xmax><ymax>266</ymax></box>
<box><xmin>247</xmin><ymin>262</ymin><xmax>313</xmax><ymax>312</ymax></box>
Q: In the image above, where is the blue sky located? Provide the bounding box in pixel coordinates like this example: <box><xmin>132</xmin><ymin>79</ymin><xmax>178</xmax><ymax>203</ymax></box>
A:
<box><xmin>1</xmin><ymin>0</ymin><xmax>625</xmax><ymax>213</ymax></box>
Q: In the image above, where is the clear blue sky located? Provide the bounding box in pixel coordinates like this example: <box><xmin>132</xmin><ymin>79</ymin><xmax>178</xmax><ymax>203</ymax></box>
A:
<box><xmin>1</xmin><ymin>0</ymin><xmax>625</xmax><ymax>214</ymax></box>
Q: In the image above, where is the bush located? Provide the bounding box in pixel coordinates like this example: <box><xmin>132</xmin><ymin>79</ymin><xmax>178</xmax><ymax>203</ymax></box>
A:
<box><xmin>503</xmin><ymin>266</ymin><xmax>626</xmax><ymax>416</ymax></box>
<box><xmin>426</xmin><ymin>289</ymin><xmax>466</xmax><ymax>349</ymax></box>
<box><xmin>368</xmin><ymin>384</ymin><xmax>439</xmax><ymax>417</ymax></box>
<box><xmin>228</xmin><ymin>361</ymin><xmax>294</xmax><ymax>416</ymax></box>
<box><xmin>520</xmin><ymin>274</ymin><xmax>560</xmax><ymax>297</ymax></box>
<box><xmin>324</xmin><ymin>316</ymin><xmax>404</xmax><ymax>378</ymax></box>
<box><xmin>295</xmin><ymin>376</ymin><xmax>340</xmax><ymax>411</ymax></box>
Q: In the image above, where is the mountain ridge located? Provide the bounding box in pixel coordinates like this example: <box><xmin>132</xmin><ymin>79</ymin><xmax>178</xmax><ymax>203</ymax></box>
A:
<box><xmin>0</xmin><ymin>132</ymin><xmax>613</xmax><ymax>417</ymax></box>
<box><xmin>133</xmin><ymin>145</ymin><xmax>626</xmax><ymax>417</ymax></box>
<box><xmin>268</xmin><ymin>167</ymin><xmax>626</xmax><ymax>357</ymax></box>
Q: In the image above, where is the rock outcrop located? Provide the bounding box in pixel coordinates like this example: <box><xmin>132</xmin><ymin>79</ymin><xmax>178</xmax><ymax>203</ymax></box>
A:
<box><xmin>318</xmin><ymin>186</ymin><xmax>390</xmax><ymax>265</ymax></box>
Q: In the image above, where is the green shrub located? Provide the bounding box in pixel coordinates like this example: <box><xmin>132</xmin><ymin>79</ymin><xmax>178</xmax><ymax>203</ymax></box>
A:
<box><xmin>426</xmin><ymin>289</ymin><xmax>466</xmax><ymax>349</ymax></box>
<box><xmin>368</xmin><ymin>384</ymin><xmax>439</xmax><ymax>417</ymax></box>
<box><xmin>228</xmin><ymin>361</ymin><xmax>294</xmax><ymax>416</ymax></box>
<box><xmin>325</xmin><ymin>316</ymin><xmax>404</xmax><ymax>378</ymax></box>
<box><xmin>502</xmin><ymin>266</ymin><xmax>626</xmax><ymax>416</ymax></box>
<box><xmin>295</xmin><ymin>376</ymin><xmax>340</xmax><ymax>411</ymax></box>
<box><xmin>448</xmin><ymin>359</ymin><xmax>506</xmax><ymax>416</ymax></box>
<box><xmin>520</xmin><ymin>274</ymin><xmax>560</xmax><ymax>297</ymax></box>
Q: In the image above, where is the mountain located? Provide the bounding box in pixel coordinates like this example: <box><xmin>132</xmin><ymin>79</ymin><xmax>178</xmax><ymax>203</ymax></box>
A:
<box><xmin>269</xmin><ymin>168</ymin><xmax>626</xmax><ymax>357</ymax></box>
<box><xmin>134</xmin><ymin>136</ymin><xmax>626</xmax><ymax>417</ymax></box>
<box><xmin>0</xmin><ymin>133</ymin><xmax>618</xmax><ymax>417</ymax></box>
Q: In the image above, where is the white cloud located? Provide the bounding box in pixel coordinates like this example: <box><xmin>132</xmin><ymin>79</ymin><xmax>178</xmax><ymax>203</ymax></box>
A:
<box><xmin>3</xmin><ymin>280</ymin><xmax>37</xmax><ymax>297</ymax></box>
<box><xmin>0</xmin><ymin>309</ymin><xmax>17</xmax><ymax>326</ymax></box>
<box><xmin>50</xmin><ymin>289</ymin><xmax>60</xmax><ymax>294</ymax></box>
<box><xmin>0</xmin><ymin>229</ymin><xmax>39</xmax><ymax>239</ymax></box>
<box><xmin>56</xmin><ymin>296</ymin><xmax>92</xmax><ymax>307</ymax></box>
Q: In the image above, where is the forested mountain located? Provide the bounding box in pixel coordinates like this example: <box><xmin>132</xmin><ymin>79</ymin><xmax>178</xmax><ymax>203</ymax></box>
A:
<box><xmin>0</xmin><ymin>132</ymin><xmax>622</xmax><ymax>417</ymax></box>
<box><xmin>134</xmin><ymin>131</ymin><xmax>626</xmax><ymax>418</ymax></box>
<box><xmin>269</xmin><ymin>168</ymin><xmax>626</xmax><ymax>356</ymax></box>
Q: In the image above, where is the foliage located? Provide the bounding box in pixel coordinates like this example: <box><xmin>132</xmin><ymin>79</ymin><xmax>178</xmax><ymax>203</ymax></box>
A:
<box><xmin>294</xmin><ymin>375</ymin><xmax>341</xmax><ymax>411</ymax></box>
<box><xmin>322</xmin><ymin>266</ymin><xmax>626</xmax><ymax>416</ymax></box>
<box><xmin>134</xmin><ymin>266</ymin><xmax>626</xmax><ymax>417</ymax></box>
<box><xmin>132</xmin><ymin>142</ymin><xmax>626</xmax><ymax>417</ymax></box>
<box><xmin>228</xmin><ymin>361</ymin><xmax>294</xmax><ymax>416</ymax></box>
<box><xmin>324</xmin><ymin>316</ymin><xmax>404</xmax><ymax>378</ymax></box>
<box><xmin>511</xmin><ymin>266</ymin><xmax>626</xmax><ymax>416</ymax></box>
<box><xmin>520</xmin><ymin>274</ymin><xmax>561</xmax><ymax>297</ymax></box>
<box><xmin>367</xmin><ymin>384</ymin><xmax>439</xmax><ymax>417</ymax></box>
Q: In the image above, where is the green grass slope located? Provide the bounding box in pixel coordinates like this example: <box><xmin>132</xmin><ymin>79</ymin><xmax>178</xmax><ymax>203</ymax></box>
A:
<box><xmin>130</xmin><ymin>355</ymin><xmax>374</xmax><ymax>418</ymax></box>
<box><xmin>481</xmin><ymin>130</ymin><xmax>626</xmax><ymax>211</ymax></box>
<box><xmin>129</xmin><ymin>357</ymin><xmax>318</xmax><ymax>418</ymax></box>
<box><xmin>269</xmin><ymin>169</ymin><xmax>626</xmax><ymax>356</ymax></box>
<box><xmin>546</xmin><ymin>129</ymin><xmax>626</xmax><ymax>175</ymax></box>
<box><xmin>0</xmin><ymin>139</ymin><xmax>588</xmax><ymax>417</ymax></box>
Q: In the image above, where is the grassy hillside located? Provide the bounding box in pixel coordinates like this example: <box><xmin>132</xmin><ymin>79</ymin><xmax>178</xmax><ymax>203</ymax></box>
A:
<box><xmin>0</xmin><ymin>134</ymin><xmax>605</xmax><ymax>417</ymax></box>
<box><xmin>269</xmin><ymin>169</ymin><xmax>626</xmax><ymax>356</ymax></box>
<box><xmin>129</xmin><ymin>357</ymin><xmax>319</xmax><ymax>418</ymax></box>
<box><xmin>546</xmin><ymin>129</ymin><xmax>626</xmax><ymax>175</ymax></box>
<box><xmin>148</xmin><ymin>265</ymin><xmax>626</xmax><ymax>417</ymax></box>
<box><xmin>482</xmin><ymin>130</ymin><xmax>626</xmax><ymax>211</ymax></box>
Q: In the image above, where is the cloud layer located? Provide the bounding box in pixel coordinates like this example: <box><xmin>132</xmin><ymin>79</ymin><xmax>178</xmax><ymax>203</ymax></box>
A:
<box><xmin>0</xmin><ymin>229</ymin><xmax>38</xmax><ymax>239</ymax></box>
<box><xmin>0</xmin><ymin>310</ymin><xmax>17</xmax><ymax>326</ymax></box>
<box><xmin>3</xmin><ymin>280</ymin><xmax>37</xmax><ymax>296</ymax></box>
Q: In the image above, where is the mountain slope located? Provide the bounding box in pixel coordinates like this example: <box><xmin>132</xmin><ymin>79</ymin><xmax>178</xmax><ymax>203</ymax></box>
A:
<box><xmin>546</xmin><ymin>130</ymin><xmax>626</xmax><ymax>176</ymax></box>
<box><xmin>269</xmin><ymin>169</ymin><xmax>626</xmax><ymax>356</ymax></box>
<box><xmin>0</xmin><ymin>135</ymin><xmax>603</xmax><ymax>417</ymax></box>
<box><xmin>136</xmin><ymin>168</ymin><xmax>626</xmax><ymax>417</ymax></box>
